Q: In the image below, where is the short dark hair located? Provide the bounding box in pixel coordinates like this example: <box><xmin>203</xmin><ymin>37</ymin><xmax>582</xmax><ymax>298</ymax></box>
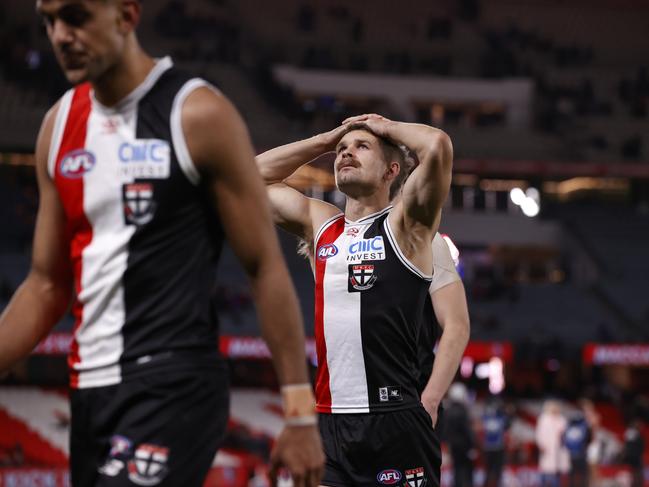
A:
<box><xmin>345</xmin><ymin>123</ymin><xmax>415</xmax><ymax>200</ymax></box>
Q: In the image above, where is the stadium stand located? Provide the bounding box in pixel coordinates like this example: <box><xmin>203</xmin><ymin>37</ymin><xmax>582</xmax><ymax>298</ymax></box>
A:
<box><xmin>1</xmin><ymin>0</ymin><xmax>648</xmax><ymax>485</ymax></box>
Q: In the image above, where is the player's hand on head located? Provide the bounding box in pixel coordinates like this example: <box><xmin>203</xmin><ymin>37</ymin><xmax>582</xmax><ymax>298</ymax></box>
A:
<box><xmin>342</xmin><ymin>114</ymin><xmax>392</xmax><ymax>138</ymax></box>
<box><xmin>320</xmin><ymin>123</ymin><xmax>353</xmax><ymax>152</ymax></box>
<box><xmin>269</xmin><ymin>424</ymin><xmax>324</xmax><ymax>487</ymax></box>
<box><xmin>342</xmin><ymin>113</ymin><xmax>389</xmax><ymax>125</ymax></box>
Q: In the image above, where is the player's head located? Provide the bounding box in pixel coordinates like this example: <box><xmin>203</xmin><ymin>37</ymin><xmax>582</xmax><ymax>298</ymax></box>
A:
<box><xmin>334</xmin><ymin>123</ymin><xmax>413</xmax><ymax>200</ymax></box>
<box><xmin>36</xmin><ymin>0</ymin><xmax>142</xmax><ymax>85</ymax></box>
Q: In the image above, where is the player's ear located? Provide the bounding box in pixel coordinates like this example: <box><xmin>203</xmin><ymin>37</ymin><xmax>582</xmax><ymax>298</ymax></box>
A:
<box><xmin>116</xmin><ymin>0</ymin><xmax>141</xmax><ymax>35</ymax></box>
<box><xmin>384</xmin><ymin>161</ymin><xmax>400</xmax><ymax>183</ymax></box>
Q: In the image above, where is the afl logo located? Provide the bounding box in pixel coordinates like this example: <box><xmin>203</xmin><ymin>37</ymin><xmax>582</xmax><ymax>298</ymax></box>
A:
<box><xmin>316</xmin><ymin>243</ymin><xmax>338</xmax><ymax>261</ymax></box>
<box><xmin>60</xmin><ymin>149</ymin><xmax>96</xmax><ymax>178</ymax></box>
<box><xmin>377</xmin><ymin>469</ymin><xmax>402</xmax><ymax>484</ymax></box>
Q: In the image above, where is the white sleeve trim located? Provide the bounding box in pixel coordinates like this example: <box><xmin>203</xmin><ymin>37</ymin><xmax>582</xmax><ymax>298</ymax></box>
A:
<box><xmin>170</xmin><ymin>78</ymin><xmax>222</xmax><ymax>186</ymax></box>
<box><xmin>47</xmin><ymin>90</ymin><xmax>74</xmax><ymax>179</ymax></box>
<box><xmin>383</xmin><ymin>217</ymin><xmax>433</xmax><ymax>281</ymax></box>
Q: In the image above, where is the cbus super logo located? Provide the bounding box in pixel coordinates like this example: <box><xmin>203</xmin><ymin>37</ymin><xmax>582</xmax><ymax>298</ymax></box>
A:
<box><xmin>317</xmin><ymin>243</ymin><xmax>338</xmax><ymax>261</ymax></box>
<box><xmin>377</xmin><ymin>469</ymin><xmax>402</xmax><ymax>485</ymax></box>
<box><xmin>59</xmin><ymin>149</ymin><xmax>96</xmax><ymax>178</ymax></box>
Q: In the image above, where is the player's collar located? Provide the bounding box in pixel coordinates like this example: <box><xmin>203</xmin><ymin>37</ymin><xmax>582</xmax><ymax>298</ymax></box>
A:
<box><xmin>91</xmin><ymin>56</ymin><xmax>173</xmax><ymax>115</ymax></box>
<box><xmin>344</xmin><ymin>205</ymin><xmax>392</xmax><ymax>225</ymax></box>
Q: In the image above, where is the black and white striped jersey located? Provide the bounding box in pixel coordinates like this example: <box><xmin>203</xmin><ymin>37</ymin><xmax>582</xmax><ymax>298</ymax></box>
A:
<box><xmin>48</xmin><ymin>58</ymin><xmax>224</xmax><ymax>388</ymax></box>
<box><xmin>313</xmin><ymin>207</ymin><xmax>433</xmax><ymax>413</ymax></box>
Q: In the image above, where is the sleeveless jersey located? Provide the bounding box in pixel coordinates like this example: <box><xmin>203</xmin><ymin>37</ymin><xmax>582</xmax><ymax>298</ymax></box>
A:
<box><xmin>314</xmin><ymin>207</ymin><xmax>433</xmax><ymax>413</ymax></box>
<box><xmin>48</xmin><ymin>58</ymin><xmax>224</xmax><ymax>388</ymax></box>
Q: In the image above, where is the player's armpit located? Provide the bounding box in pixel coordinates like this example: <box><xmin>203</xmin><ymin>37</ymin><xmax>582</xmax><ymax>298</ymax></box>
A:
<box><xmin>266</xmin><ymin>183</ymin><xmax>340</xmax><ymax>242</ymax></box>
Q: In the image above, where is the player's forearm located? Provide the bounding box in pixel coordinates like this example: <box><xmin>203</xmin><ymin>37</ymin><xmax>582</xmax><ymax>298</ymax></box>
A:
<box><xmin>0</xmin><ymin>273</ymin><xmax>71</xmax><ymax>372</ymax></box>
<box><xmin>388</xmin><ymin>122</ymin><xmax>452</xmax><ymax>222</ymax></box>
<box><xmin>385</xmin><ymin>121</ymin><xmax>451</xmax><ymax>168</ymax></box>
<box><xmin>256</xmin><ymin>134</ymin><xmax>333</xmax><ymax>184</ymax></box>
<box><xmin>249</xmin><ymin>259</ymin><xmax>310</xmax><ymax>386</ymax></box>
<box><xmin>421</xmin><ymin>317</ymin><xmax>470</xmax><ymax>407</ymax></box>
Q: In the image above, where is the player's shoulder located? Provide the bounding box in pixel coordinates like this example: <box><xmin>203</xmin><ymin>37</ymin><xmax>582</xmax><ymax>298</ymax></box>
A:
<box><xmin>176</xmin><ymin>76</ymin><xmax>253</xmax><ymax>175</ymax></box>
<box><xmin>146</xmin><ymin>63</ymin><xmax>216</xmax><ymax>106</ymax></box>
<box><xmin>175</xmin><ymin>69</ymin><xmax>239</xmax><ymax>138</ymax></box>
<box><xmin>40</xmin><ymin>82</ymin><xmax>91</xmax><ymax>134</ymax></box>
<box><xmin>312</xmin><ymin>202</ymin><xmax>343</xmax><ymax>237</ymax></box>
<box><xmin>312</xmin><ymin>204</ymin><xmax>344</xmax><ymax>243</ymax></box>
<box><xmin>182</xmin><ymin>85</ymin><xmax>231</xmax><ymax>123</ymax></box>
<box><xmin>36</xmin><ymin>94</ymin><xmax>67</xmax><ymax>155</ymax></box>
<box><xmin>42</xmin><ymin>99</ymin><xmax>62</xmax><ymax>132</ymax></box>
<box><xmin>34</xmin><ymin>99</ymin><xmax>64</xmax><ymax>177</ymax></box>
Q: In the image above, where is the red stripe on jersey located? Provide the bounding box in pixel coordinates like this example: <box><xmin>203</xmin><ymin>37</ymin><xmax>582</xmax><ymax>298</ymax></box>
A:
<box><xmin>314</xmin><ymin>216</ymin><xmax>345</xmax><ymax>413</ymax></box>
<box><xmin>53</xmin><ymin>83</ymin><xmax>93</xmax><ymax>388</ymax></box>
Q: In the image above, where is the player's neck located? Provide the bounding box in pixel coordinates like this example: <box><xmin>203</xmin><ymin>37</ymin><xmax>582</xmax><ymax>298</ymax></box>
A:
<box><xmin>344</xmin><ymin>194</ymin><xmax>391</xmax><ymax>222</ymax></box>
<box><xmin>92</xmin><ymin>43</ymin><xmax>155</xmax><ymax>107</ymax></box>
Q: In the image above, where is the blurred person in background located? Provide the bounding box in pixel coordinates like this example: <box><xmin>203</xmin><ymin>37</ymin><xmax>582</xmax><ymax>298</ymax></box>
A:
<box><xmin>481</xmin><ymin>397</ymin><xmax>511</xmax><ymax>487</ymax></box>
<box><xmin>622</xmin><ymin>418</ymin><xmax>645</xmax><ymax>487</ymax></box>
<box><xmin>443</xmin><ymin>382</ymin><xmax>475</xmax><ymax>487</ymax></box>
<box><xmin>562</xmin><ymin>407</ymin><xmax>592</xmax><ymax>487</ymax></box>
<box><xmin>536</xmin><ymin>399</ymin><xmax>569</xmax><ymax>487</ymax></box>
<box><xmin>581</xmin><ymin>398</ymin><xmax>604</xmax><ymax>486</ymax></box>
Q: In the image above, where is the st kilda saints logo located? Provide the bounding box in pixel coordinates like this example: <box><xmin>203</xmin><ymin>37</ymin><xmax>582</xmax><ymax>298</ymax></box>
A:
<box><xmin>127</xmin><ymin>443</ymin><xmax>169</xmax><ymax>486</ymax></box>
<box><xmin>122</xmin><ymin>183</ymin><xmax>156</xmax><ymax>225</ymax></box>
<box><xmin>348</xmin><ymin>264</ymin><xmax>377</xmax><ymax>292</ymax></box>
<box><xmin>403</xmin><ymin>467</ymin><xmax>427</xmax><ymax>487</ymax></box>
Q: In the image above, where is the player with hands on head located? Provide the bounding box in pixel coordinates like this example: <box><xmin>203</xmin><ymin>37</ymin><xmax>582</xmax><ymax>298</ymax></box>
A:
<box><xmin>257</xmin><ymin>113</ymin><xmax>453</xmax><ymax>486</ymax></box>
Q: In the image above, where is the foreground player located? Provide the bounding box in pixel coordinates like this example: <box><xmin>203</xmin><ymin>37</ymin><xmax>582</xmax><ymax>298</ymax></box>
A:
<box><xmin>0</xmin><ymin>1</ymin><xmax>323</xmax><ymax>485</ymax></box>
<box><xmin>257</xmin><ymin>114</ymin><xmax>453</xmax><ymax>485</ymax></box>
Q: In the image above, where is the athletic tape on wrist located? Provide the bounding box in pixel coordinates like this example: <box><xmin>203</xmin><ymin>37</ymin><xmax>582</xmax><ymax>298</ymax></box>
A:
<box><xmin>281</xmin><ymin>383</ymin><xmax>315</xmax><ymax>419</ymax></box>
<box><xmin>280</xmin><ymin>383</ymin><xmax>312</xmax><ymax>393</ymax></box>
<box><xmin>285</xmin><ymin>415</ymin><xmax>318</xmax><ymax>427</ymax></box>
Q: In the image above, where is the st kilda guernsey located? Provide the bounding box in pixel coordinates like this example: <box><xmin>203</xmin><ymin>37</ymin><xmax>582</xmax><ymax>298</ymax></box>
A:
<box><xmin>48</xmin><ymin>58</ymin><xmax>225</xmax><ymax>388</ymax></box>
<box><xmin>314</xmin><ymin>207</ymin><xmax>433</xmax><ymax>413</ymax></box>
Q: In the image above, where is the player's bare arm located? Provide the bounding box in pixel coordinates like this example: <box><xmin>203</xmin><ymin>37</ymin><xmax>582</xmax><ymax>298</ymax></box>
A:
<box><xmin>343</xmin><ymin>114</ymin><xmax>453</xmax><ymax>274</ymax></box>
<box><xmin>256</xmin><ymin>127</ymin><xmax>347</xmax><ymax>243</ymax></box>
<box><xmin>422</xmin><ymin>280</ymin><xmax>470</xmax><ymax>427</ymax></box>
<box><xmin>0</xmin><ymin>102</ymin><xmax>74</xmax><ymax>373</ymax></box>
<box><xmin>181</xmin><ymin>86</ymin><xmax>324</xmax><ymax>486</ymax></box>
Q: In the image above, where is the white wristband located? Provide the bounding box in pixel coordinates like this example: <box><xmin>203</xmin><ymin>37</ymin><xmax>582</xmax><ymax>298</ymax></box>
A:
<box><xmin>285</xmin><ymin>414</ymin><xmax>318</xmax><ymax>427</ymax></box>
<box><xmin>280</xmin><ymin>383</ymin><xmax>312</xmax><ymax>393</ymax></box>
